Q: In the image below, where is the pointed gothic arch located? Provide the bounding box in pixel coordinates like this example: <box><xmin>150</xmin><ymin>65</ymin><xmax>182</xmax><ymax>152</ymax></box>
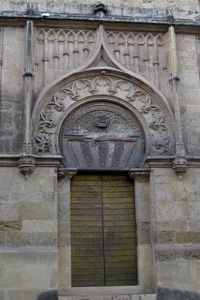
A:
<box><xmin>32</xmin><ymin>68</ymin><xmax>176</xmax><ymax>162</ymax></box>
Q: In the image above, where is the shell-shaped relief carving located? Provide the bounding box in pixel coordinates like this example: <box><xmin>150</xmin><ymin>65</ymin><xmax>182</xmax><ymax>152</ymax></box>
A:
<box><xmin>105</xmin><ymin>31</ymin><xmax>169</xmax><ymax>98</ymax></box>
<box><xmin>60</xmin><ymin>102</ymin><xmax>145</xmax><ymax>170</ymax></box>
<box><xmin>34</xmin><ymin>28</ymin><xmax>97</xmax><ymax>93</ymax></box>
<box><xmin>34</xmin><ymin>75</ymin><xmax>173</xmax><ymax>156</ymax></box>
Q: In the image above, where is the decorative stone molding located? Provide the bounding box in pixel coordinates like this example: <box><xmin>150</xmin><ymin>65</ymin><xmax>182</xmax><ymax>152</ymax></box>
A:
<box><xmin>60</xmin><ymin>101</ymin><xmax>145</xmax><ymax>170</ymax></box>
<box><xmin>34</xmin><ymin>25</ymin><xmax>169</xmax><ymax>97</ymax></box>
<box><xmin>34</xmin><ymin>72</ymin><xmax>174</xmax><ymax>157</ymax></box>
<box><xmin>57</xmin><ymin>168</ymin><xmax>77</xmax><ymax>181</ymax></box>
<box><xmin>35</xmin><ymin>28</ymin><xmax>97</xmax><ymax>90</ymax></box>
<box><xmin>18</xmin><ymin>154</ymin><xmax>36</xmax><ymax>179</ymax></box>
<box><xmin>129</xmin><ymin>169</ymin><xmax>151</xmax><ymax>181</ymax></box>
<box><xmin>172</xmin><ymin>155</ymin><xmax>188</xmax><ymax>179</ymax></box>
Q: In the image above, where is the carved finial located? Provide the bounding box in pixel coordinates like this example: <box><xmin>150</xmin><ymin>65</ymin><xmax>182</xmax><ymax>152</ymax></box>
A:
<box><xmin>27</xmin><ymin>3</ymin><xmax>35</xmax><ymax>15</ymax></box>
<box><xmin>172</xmin><ymin>155</ymin><xmax>188</xmax><ymax>179</ymax></box>
<box><xmin>93</xmin><ymin>3</ymin><xmax>108</xmax><ymax>17</ymax></box>
<box><xmin>18</xmin><ymin>154</ymin><xmax>36</xmax><ymax>179</ymax></box>
<box><xmin>166</xmin><ymin>9</ymin><xmax>175</xmax><ymax>23</ymax></box>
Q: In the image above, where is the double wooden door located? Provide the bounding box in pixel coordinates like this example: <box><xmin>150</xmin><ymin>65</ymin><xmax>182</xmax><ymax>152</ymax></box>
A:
<box><xmin>71</xmin><ymin>174</ymin><xmax>138</xmax><ymax>287</ymax></box>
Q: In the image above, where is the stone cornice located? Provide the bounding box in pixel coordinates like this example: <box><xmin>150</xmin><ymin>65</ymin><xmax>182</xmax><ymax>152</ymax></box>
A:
<box><xmin>0</xmin><ymin>12</ymin><xmax>200</xmax><ymax>31</ymax></box>
<box><xmin>0</xmin><ymin>155</ymin><xmax>200</xmax><ymax>168</ymax></box>
<box><xmin>0</xmin><ymin>155</ymin><xmax>62</xmax><ymax>167</ymax></box>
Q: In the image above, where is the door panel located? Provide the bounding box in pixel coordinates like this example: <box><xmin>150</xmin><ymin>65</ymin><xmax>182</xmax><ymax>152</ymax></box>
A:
<box><xmin>71</xmin><ymin>174</ymin><xmax>138</xmax><ymax>287</ymax></box>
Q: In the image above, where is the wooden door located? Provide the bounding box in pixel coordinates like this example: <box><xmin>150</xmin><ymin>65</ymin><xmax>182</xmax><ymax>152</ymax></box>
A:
<box><xmin>71</xmin><ymin>174</ymin><xmax>138</xmax><ymax>287</ymax></box>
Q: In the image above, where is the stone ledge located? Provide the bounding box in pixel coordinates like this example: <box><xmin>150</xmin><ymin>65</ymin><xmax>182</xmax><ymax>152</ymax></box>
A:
<box><xmin>58</xmin><ymin>295</ymin><xmax>156</xmax><ymax>300</ymax></box>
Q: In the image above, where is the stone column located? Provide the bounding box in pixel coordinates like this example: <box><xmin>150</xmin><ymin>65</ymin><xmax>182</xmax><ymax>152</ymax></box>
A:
<box><xmin>57</xmin><ymin>169</ymin><xmax>77</xmax><ymax>297</ymax></box>
<box><xmin>168</xmin><ymin>26</ymin><xmax>187</xmax><ymax>178</ymax></box>
<box><xmin>129</xmin><ymin>170</ymin><xmax>155</xmax><ymax>293</ymax></box>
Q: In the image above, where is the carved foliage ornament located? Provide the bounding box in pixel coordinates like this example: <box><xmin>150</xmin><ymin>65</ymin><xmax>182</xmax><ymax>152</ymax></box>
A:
<box><xmin>34</xmin><ymin>75</ymin><xmax>172</xmax><ymax>155</ymax></box>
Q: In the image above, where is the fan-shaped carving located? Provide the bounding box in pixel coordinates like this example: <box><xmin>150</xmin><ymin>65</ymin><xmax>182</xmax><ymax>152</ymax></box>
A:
<box><xmin>60</xmin><ymin>102</ymin><xmax>144</xmax><ymax>170</ymax></box>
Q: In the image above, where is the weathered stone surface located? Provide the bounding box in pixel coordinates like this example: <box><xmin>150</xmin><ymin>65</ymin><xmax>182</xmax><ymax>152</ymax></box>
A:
<box><xmin>58</xmin><ymin>295</ymin><xmax>156</xmax><ymax>300</ymax></box>
<box><xmin>19</xmin><ymin>202</ymin><xmax>56</xmax><ymax>220</ymax></box>
<box><xmin>137</xmin><ymin>223</ymin><xmax>151</xmax><ymax>244</ymax></box>
<box><xmin>176</xmin><ymin>231</ymin><xmax>200</xmax><ymax>244</ymax></box>
<box><xmin>22</xmin><ymin>220</ymin><xmax>57</xmax><ymax>233</ymax></box>
<box><xmin>154</xmin><ymin>231</ymin><xmax>175</xmax><ymax>244</ymax></box>
<box><xmin>157</xmin><ymin>287</ymin><xmax>200</xmax><ymax>300</ymax></box>
<box><xmin>31</xmin><ymin>232</ymin><xmax>57</xmax><ymax>246</ymax></box>
<box><xmin>155</xmin><ymin>249</ymin><xmax>200</xmax><ymax>261</ymax></box>
<box><xmin>0</xmin><ymin>221</ymin><xmax>21</xmax><ymax>232</ymax></box>
<box><xmin>1</xmin><ymin>1</ymin><xmax>200</xmax><ymax>298</ymax></box>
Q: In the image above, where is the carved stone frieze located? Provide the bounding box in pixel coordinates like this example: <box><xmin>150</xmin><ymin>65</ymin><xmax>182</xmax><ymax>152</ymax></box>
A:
<box><xmin>34</xmin><ymin>74</ymin><xmax>173</xmax><ymax>156</ymax></box>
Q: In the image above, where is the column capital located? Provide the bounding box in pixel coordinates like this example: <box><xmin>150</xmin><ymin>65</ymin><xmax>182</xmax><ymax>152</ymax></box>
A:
<box><xmin>58</xmin><ymin>168</ymin><xmax>77</xmax><ymax>181</ymax></box>
<box><xmin>129</xmin><ymin>169</ymin><xmax>151</xmax><ymax>182</ymax></box>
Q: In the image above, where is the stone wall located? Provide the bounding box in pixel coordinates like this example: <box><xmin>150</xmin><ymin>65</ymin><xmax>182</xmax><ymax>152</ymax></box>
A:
<box><xmin>0</xmin><ymin>1</ymin><xmax>200</xmax><ymax>300</ymax></box>
<box><xmin>0</xmin><ymin>167</ymin><xmax>58</xmax><ymax>299</ymax></box>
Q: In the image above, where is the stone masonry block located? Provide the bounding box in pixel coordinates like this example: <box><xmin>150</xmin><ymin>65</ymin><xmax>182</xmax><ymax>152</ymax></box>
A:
<box><xmin>176</xmin><ymin>231</ymin><xmax>200</xmax><ymax>244</ymax></box>
<box><xmin>137</xmin><ymin>223</ymin><xmax>151</xmax><ymax>244</ymax></box>
<box><xmin>31</xmin><ymin>232</ymin><xmax>57</xmax><ymax>247</ymax></box>
<box><xmin>154</xmin><ymin>231</ymin><xmax>175</xmax><ymax>244</ymax></box>
<box><xmin>19</xmin><ymin>202</ymin><xmax>56</xmax><ymax>220</ymax></box>
<box><xmin>0</xmin><ymin>250</ymin><xmax>57</xmax><ymax>267</ymax></box>
<box><xmin>0</xmin><ymin>221</ymin><xmax>22</xmax><ymax>232</ymax></box>
<box><xmin>22</xmin><ymin>220</ymin><xmax>57</xmax><ymax>233</ymax></box>
<box><xmin>0</xmin><ymin>203</ymin><xmax>19</xmax><ymax>221</ymax></box>
<box><xmin>0</xmin><ymin>266</ymin><xmax>51</xmax><ymax>289</ymax></box>
<box><xmin>156</xmin><ymin>201</ymin><xmax>188</xmax><ymax>222</ymax></box>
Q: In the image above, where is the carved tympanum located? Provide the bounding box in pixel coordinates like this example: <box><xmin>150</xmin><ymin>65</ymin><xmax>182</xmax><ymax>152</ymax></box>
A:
<box><xmin>60</xmin><ymin>102</ymin><xmax>144</xmax><ymax>170</ymax></box>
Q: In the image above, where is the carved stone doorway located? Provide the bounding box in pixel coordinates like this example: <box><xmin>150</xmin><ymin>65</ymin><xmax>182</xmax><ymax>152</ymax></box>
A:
<box><xmin>57</xmin><ymin>99</ymin><xmax>154</xmax><ymax>298</ymax></box>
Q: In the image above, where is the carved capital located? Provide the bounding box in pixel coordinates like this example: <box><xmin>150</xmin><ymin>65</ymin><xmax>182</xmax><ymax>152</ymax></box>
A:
<box><xmin>172</xmin><ymin>155</ymin><xmax>188</xmax><ymax>179</ymax></box>
<box><xmin>58</xmin><ymin>168</ymin><xmax>77</xmax><ymax>181</ymax></box>
<box><xmin>129</xmin><ymin>169</ymin><xmax>151</xmax><ymax>182</ymax></box>
<box><xmin>18</xmin><ymin>154</ymin><xmax>36</xmax><ymax>179</ymax></box>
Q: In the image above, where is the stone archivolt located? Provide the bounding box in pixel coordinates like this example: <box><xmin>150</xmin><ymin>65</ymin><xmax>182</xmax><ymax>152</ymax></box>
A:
<box><xmin>33</xmin><ymin>73</ymin><xmax>174</xmax><ymax>157</ymax></box>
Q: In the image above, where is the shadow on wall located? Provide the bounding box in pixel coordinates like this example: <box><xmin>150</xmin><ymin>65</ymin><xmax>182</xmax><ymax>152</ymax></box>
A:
<box><xmin>157</xmin><ymin>287</ymin><xmax>200</xmax><ymax>300</ymax></box>
<box><xmin>37</xmin><ymin>290</ymin><xmax>58</xmax><ymax>300</ymax></box>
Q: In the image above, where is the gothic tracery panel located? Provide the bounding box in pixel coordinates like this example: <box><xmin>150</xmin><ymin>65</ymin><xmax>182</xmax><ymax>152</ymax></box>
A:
<box><xmin>105</xmin><ymin>30</ymin><xmax>169</xmax><ymax>97</ymax></box>
<box><xmin>34</xmin><ymin>28</ymin><xmax>97</xmax><ymax>92</ymax></box>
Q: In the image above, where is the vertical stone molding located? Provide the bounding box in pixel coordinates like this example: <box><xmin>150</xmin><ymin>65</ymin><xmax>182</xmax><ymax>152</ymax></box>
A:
<box><xmin>129</xmin><ymin>169</ymin><xmax>154</xmax><ymax>293</ymax></box>
<box><xmin>57</xmin><ymin>168</ymin><xmax>77</xmax><ymax>294</ymax></box>
<box><xmin>23</xmin><ymin>20</ymin><xmax>34</xmax><ymax>154</ymax></box>
<box><xmin>168</xmin><ymin>26</ymin><xmax>188</xmax><ymax>178</ymax></box>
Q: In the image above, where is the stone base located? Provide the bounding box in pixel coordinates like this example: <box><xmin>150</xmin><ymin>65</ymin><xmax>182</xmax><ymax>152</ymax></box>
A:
<box><xmin>58</xmin><ymin>295</ymin><xmax>157</xmax><ymax>300</ymax></box>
